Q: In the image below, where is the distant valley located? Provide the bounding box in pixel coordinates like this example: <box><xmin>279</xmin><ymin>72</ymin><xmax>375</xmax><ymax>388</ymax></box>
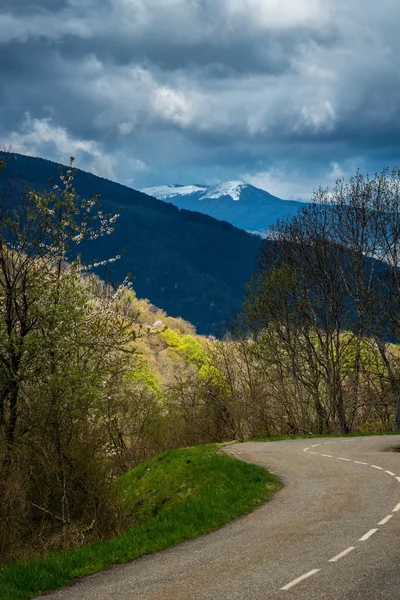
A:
<box><xmin>143</xmin><ymin>181</ymin><xmax>306</xmax><ymax>235</ymax></box>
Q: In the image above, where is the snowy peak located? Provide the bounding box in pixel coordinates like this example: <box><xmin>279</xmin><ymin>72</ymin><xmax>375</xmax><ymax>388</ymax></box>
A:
<box><xmin>142</xmin><ymin>181</ymin><xmax>249</xmax><ymax>202</ymax></box>
<box><xmin>141</xmin><ymin>180</ymin><xmax>305</xmax><ymax>235</ymax></box>
<box><xmin>202</xmin><ymin>181</ymin><xmax>246</xmax><ymax>201</ymax></box>
<box><xmin>142</xmin><ymin>184</ymin><xmax>207</xmax><ymax>200</ymax></box>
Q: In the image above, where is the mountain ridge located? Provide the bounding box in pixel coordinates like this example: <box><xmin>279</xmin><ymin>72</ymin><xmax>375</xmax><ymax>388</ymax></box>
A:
<box><xmin>142</xmin><ymin>181</ymin><xmax>307</xmax><ymax>234</ymax></box>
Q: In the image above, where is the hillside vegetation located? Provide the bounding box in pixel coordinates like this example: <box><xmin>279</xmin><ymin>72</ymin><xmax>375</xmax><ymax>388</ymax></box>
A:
<box><xmin>0</xmin><ymin>157</ymin><xmax>276</xmax><ymax>567</ymax></box>
<box><xmin>1</xmin><ymin>158</ymin><xmax>400</xmax><ymax>580</ymax></box>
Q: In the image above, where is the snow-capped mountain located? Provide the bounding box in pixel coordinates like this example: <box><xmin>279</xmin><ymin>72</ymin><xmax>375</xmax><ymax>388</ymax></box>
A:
<box><xmin>142</xmin><ymin>181</ymin><xmax>306</xmax><ymax>235</ymax></box>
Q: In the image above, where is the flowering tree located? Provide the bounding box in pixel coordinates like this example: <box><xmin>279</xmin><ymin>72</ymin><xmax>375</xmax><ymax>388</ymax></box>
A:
<box><xmin>0</xmin><ymin>157</ymin><xmax>137</xmax><ymax>558</ymax></box>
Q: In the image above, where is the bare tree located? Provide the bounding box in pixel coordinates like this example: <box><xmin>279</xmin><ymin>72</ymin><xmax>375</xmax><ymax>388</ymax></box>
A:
<box><xmin>245</xmin><ymin>168</ymin><xmax>400</xmax><ymax>434</ymax></box>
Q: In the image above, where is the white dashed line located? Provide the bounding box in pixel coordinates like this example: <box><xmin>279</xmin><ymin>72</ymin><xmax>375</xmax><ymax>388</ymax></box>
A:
<box><xmin>290</xmin><ymin>439</ymin><xmax>400</xmax><ymax>594</ymax></box>
<box><xmin>280</xmin><ymin>569</ymin><xmax>321</xmax><ymax>591</ymax></box>
<box><xmin>378</xmin><ymin>515</ymin><xmax>393</xmax><ymax>525</ymax></box>
<box><xmin>328</xmin><ymin>547</ymin><xmax>355</xmax><ymax>563</ymax></box>
<box><xmin>359</xmin><ymin>529</ymin><xmax>378</xmax><ymax>541</ymax></box>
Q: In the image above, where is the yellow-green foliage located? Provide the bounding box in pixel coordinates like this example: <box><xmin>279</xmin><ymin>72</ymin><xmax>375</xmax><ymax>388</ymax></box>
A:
<box><xmin>126</xmin><ymin>357</ymin><xmax>162</xmax><ymax>397</ymax></box>
<box><xmin>198</xmin><ymin>363</ymin><xmax>229</xmax><ymax>393</ymax></box>
<box><xmin>119</xmin><ymin>289</ymin><xmax>212</xmax><ymax>394</ymax></box>
<box><xmin>338</xmin><ymin>333</ymin><xmax>386</xmax><ymax>377</ymax></box>
<box><xmin>161</xmin><ymin>328</ymin><xmax>208</xmax><ymax>368</ymax></box>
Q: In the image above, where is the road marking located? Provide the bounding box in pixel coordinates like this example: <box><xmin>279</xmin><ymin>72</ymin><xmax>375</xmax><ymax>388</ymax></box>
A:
<box><xmin>280</xmin><ymin>569</ymin><xmax>321</xmax><ymax>591</ymax></box>
<box><xmin>378</xmin><ymin>515</ymin><xmax>393</xmax><ymax>525</ymax></box>
<box><xmin>359</xmin><ymin>529</ymin><xmax>378</xmax><ymax>541</ymax></box>
<box><xmin>309</xmin><ymin>451</ymin><xmax>318</xmax><ymax>455</ymax></box>
<box><xmin>280</xmin><ymin>439</ymin><xmax>400</xmax><ymax>593</ymax></box>
<box><xmin>328</xmin><ymin>547</ymin><xmax>355</xmax><ymax>563</ymax></box>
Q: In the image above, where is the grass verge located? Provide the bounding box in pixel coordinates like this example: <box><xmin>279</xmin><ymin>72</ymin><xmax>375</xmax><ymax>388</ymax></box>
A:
<box><xmin>0</xmin><ymin>444</ymin><xmax>280</xmax><ymax>600</ymax></box>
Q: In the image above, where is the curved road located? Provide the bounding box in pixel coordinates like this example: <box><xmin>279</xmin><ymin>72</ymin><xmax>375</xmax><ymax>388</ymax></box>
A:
<box><xmin>41</xmin><ymin>436</ymin><xmax>400</xmax><ymax>600</ymax></box>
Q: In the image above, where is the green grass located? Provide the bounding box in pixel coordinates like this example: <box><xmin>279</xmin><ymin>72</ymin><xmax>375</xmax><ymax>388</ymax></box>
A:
<box><xmin>0</xmin><ymin>445</ymin><xmax>280</xmax><ymax>600</ymax></box>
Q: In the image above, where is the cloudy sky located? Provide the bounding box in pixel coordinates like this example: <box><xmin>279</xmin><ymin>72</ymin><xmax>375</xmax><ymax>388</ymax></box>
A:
<box><xmin>1</xmin><ymin>0</ymin><xmax>399</xmax><ymax>199</ymax></box>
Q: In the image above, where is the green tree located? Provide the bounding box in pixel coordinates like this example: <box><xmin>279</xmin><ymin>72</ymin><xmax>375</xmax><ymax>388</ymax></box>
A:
<box><xmin>0</xmin><ymin>157</ymin><xmax>137</xmax><ymax>559</ymax></box>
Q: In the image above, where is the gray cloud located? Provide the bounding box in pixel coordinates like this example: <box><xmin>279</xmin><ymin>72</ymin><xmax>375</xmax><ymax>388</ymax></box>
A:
<box><xmin>1</xmin><ymin>0</ymin><xmax>400</xmax><ymax>196</ymax></box>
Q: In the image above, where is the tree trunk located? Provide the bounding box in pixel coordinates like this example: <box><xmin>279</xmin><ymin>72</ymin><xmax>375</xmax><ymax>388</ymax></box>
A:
<box><xmin>7</xmin><ymin>382</ymin><xmax>18</xmax><ymax>447</ymax></box>
<box><xmin>395</xmin><ymin>393</ymin><xmax>400</xmax><ymax>431</ymax></box>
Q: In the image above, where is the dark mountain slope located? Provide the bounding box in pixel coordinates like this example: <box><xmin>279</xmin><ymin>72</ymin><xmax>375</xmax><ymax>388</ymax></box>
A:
<box><xmin>0</xmin><ymin>153</ymin><xmax>262</xmax><ymax>334</ymax></box>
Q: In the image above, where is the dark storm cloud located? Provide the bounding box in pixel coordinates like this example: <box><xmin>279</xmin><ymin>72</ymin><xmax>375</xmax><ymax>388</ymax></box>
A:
<box><xmin>0</xmin><ymin>0</ymin><xmax>69</xmax><ymax>14</ymax></box>
<box><xmin>1</xmin><ymin>0</ymin><xmax>400</xmax><ymax>197</ymax></box>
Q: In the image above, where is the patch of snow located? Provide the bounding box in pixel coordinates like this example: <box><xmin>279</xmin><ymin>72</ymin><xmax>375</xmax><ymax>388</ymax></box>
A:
<box><xmin>142</xmin><ymin>184</ymin><xmax>207</xmax><ymax>200</ymax></box>
<box><xmin>143</xmin><ymin>180</ymin><xmax>251</xmax><ymax>202</ymax></box>
<box><xmin>245</xmin><ymin>230</ymin><xmax>265</xmax><ymax>238</ymax></box>
<box><xmin>202</xmin><ymin>181</ymin><xmax>246</xmax><ymax>201</ymax></box>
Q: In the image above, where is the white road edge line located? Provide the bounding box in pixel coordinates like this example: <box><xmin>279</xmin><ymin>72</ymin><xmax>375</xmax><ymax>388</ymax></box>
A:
<box><xmin>393</xmin><ymin>503</ymin><xmax>400</xmax><ymax>512</ymax></box>
<box><xmin>328</xmin><ymin>547</ymin><xmax>355</xmax><ymax>563</ymax></box>
<box><xmin>280</xmin><ymin>569</ymin><xmax>321</xmax><ymax>591</ymax></box>
<box><xmin>303</xmin><ymin>448</ymin><xmax>310</xmax><ymax>451</ymax></box>
<box><xmin>359</xmin><ymin>529</ymin><xmax>378</xmax><ymax>541</ymax></box>
<box><xmin>354</xmin><ymin>461</ymin><xmax>368</xmax><ymax>465</ymax></box>
<box><xmin>396</xmin><ymin>477</ymin><xmax>400</xmax><ymax>483</ymax></box>
<box><xmin>371</xmin><ymin>465</ymin><xmax>383</xmax><ymax>470</ymax></box>
<box><xmin>311</xmin><ymin>444</ymin><xmax>321</xmax><ymax>447</ymax></box>
<box><xmin>337</xmin><ymin>457</ymin><xmax>351</xmax><ymax>461</ymax></box>
<box><xmin>378</xmin><ymin>515</ymin><xmax>393</xmax><ymax>525</ymax></box>
<box><xmin>385</xmin><ymin>471</ymin><xmax>395</xmax><ymax>476</ymax></box>
<box><xmin>309</xmin><ymin>451</ymin><xmax>318</xmax><ymax>455</ymax></box>
<box><xmin>321</xmin><ymin>454</ymin><xmax>333</xmax><ymax>458</ymax></box>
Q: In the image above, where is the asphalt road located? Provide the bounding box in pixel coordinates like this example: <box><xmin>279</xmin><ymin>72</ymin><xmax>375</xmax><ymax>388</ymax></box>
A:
<box><xmin>41</xmin><ymin>436</ymin><xmax>400</xmax><ymax>600</ymax></box>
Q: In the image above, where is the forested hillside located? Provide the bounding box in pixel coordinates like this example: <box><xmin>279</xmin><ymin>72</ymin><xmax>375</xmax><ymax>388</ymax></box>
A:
<box><xmin>1</xmin><ymin>156</ymin><xmax>399</xmax><ymax>572</ymax></box>
<box><xmin>0</xmin><ymin>152</ymin><xmax>262</xmax><ymax>334</ymax></box>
